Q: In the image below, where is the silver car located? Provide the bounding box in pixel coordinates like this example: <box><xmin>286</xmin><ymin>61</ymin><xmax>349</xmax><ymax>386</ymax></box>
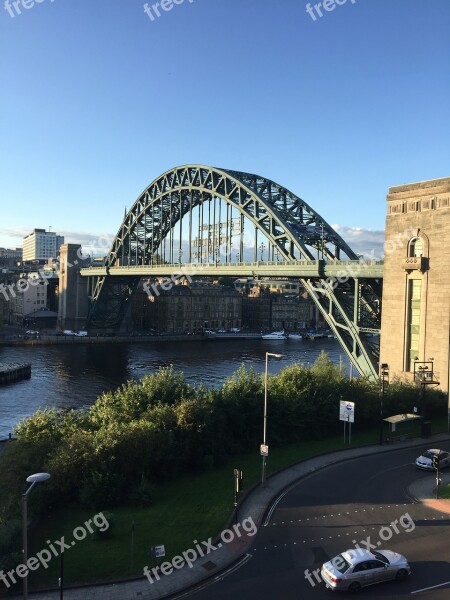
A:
<box><xmin>320</xmin><ymin>548</ymin><xmax>410</xmax><ymax>592</ymax></box>
<box><xmin>415</xmin><ymin>449</ymin><xmax>450</xmax><ymax>471</ymax></box>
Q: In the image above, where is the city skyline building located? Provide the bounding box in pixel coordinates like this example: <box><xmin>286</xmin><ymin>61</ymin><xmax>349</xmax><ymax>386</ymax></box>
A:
<box><xmin>22</xmin><ymin>229</ymin><xmax>64</xmax><ymax>262</ymax></box>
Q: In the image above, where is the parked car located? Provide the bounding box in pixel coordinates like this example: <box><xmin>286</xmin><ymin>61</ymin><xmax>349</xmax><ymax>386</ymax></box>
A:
<box><xmin>415</xmin><ymin>449</ymin><xmax>450</xmax><ymax>470</ymax></box>
<box><xmin>320</xmin><ymin>548</ymin><xmax>410</xmax><ymax>593</ymax></box>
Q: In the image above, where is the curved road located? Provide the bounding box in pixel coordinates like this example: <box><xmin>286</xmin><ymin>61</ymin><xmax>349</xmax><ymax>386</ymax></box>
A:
<box><xmin>184</xmin><ymin>443</ymin><xmax>450</xmax><ymax>599</ymax></box>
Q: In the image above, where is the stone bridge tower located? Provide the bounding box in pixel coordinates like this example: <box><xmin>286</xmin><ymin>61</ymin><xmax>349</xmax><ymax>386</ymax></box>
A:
<box><xmin>57</xmin><ymin>244</ymin><xmax>89</xmax><ymax>331</ymax></box>
<box><xmin>380</xmin><ymin>177</ymin><xmax>450</xmax><ymax>394</ymax></box>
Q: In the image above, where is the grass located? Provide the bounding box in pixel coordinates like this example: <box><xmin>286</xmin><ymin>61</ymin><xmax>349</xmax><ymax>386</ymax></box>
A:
<box><xmin>23</xmin><ymin>417</ymin><xmax>449</xmax><ymax>591</ymax></box>
<box><xmin>439</xmin><ymin>484</ymin><xmax>450</xmax><ymax>499</ymax></box>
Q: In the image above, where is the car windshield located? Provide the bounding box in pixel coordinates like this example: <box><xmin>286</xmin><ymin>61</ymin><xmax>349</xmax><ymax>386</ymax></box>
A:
<box><xmin>422</xmin><ymin>450</ymin><xmax>436</xmax><ymax>459</ymax></box>
<box><xmin>372</xmin><ymin>550</ymin><xmax>389</xmax><ymax>564</ymax></box>
<box><xmin>330</xmin><ymin>554</ymin><xmax>351</xmax><ymax>573</ymax></box>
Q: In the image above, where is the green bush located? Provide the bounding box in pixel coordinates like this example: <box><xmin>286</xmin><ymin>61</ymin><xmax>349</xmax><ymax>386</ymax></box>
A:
<box><xmin>0</xmin><ymin>359</ymin><xmax>446</xmax><ymax>538</ymax></box>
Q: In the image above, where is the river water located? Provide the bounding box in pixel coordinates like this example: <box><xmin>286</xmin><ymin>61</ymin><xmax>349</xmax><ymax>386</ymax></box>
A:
<box><xmin>0</xmin><ymin>338</ymin><xmax>351</xmax><ymax>438</ymax></box>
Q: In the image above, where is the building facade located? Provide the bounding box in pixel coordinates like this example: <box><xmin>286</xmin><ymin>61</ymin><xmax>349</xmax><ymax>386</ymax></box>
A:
<box><xmin>132</xmin><ymin>283</ymin><xmax>242</xmax><ymax>333</ymax></box>
<box><xmin>8</xmin><ymin>274</ymin><xmax>48</xmax><ymax>325</ymax></box>
<box><xmin>0</xmin><ymin>247</ymin><xmax>22</xmax><ymax>267</ymax></box>
<box><xmin>380</xmin><ymin>177</ymin><xmax>450</xmax><ymax>393</ymax></box>
<box><xmin>23</xmin><ymin>229</ymin><xmax>64</xmax><ymax>261</ymax></box>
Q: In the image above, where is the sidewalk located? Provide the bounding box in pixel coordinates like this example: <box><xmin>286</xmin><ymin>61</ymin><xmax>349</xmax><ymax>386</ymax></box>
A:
<box><xmin>407</xmin><ymin>466</ymin><xmax>450</xmax><ymax>515</ymax></box>
<box><xmin>13</xmin><ymin>433</ymin><xmax>450</xmax><ymax>600</ymax></box>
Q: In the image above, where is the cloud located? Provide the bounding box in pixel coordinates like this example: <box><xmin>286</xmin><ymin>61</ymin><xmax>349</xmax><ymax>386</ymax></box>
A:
<box><xmin>331</xmin><ymin>225</ymin><xmax>385</xmax><ymax>259</ymax></box>
<box><xmin>1</xmin><ymin>225</ymin><xmax>388</xmax><ymax>260</ymax></box>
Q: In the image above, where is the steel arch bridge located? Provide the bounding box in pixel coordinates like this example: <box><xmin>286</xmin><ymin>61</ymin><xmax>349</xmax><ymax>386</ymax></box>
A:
<box><xmin>83</xmin><ymin>165</ymin><xmax>383</xmax><ymax>380</ymax></box>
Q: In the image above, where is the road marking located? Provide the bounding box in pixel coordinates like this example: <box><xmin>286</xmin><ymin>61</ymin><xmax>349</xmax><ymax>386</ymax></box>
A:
<box><xmin>411</xmin><ymin>580</ymin><xmax>450</xmax><ymax>594</ymax></box>
<box><xmin>168</xmin><ymin>553</ymin><xmax>253</xmax><ymax>599</ymax></box>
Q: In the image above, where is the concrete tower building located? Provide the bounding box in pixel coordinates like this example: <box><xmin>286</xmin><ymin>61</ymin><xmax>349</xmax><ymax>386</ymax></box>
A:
<box><xmin>380</xmin><ymin>177</ymin><xmax>450</xmax><ymax>393</ymax></box>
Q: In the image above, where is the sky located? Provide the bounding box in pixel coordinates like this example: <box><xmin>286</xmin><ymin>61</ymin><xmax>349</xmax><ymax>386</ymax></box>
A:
<box><xmin>1</xmin><ymin>0</ymin><xmax>449</xmax><ymax>258</ymax></box>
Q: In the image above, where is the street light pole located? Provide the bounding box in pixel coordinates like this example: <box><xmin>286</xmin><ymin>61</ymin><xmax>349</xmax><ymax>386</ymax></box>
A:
<box><xmin>22</xmin><ymin>473</ymin><xmax>50</xmax><ymax>599</ymax></box>
<box><xmin>379</xmin><ymin>364</ymin><xmax>388</xmax><ymax>445</ymax></box>
<box><xmin>261</xmin><ymin>352</ymin><xmax>282</xmax><ymax>486</ymax></box>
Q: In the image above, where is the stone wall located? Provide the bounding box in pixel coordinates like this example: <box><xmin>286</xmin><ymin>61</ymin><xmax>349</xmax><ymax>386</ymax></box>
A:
<box><xmin>380</xmin><ymin>177</ymin><xmax>450</xmax><ymax>392</ymax></box>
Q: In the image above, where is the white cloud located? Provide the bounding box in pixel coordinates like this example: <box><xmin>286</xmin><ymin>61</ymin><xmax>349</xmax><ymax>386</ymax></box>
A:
<box><xmin>1</xmin><ymin>225</ymin><xmax>388</xmax><ymax>260</ymax></box>
<box><xmin>333</xmin><ymin>225</ymin><xmax>385</xmax><ymax>259</ymax></box>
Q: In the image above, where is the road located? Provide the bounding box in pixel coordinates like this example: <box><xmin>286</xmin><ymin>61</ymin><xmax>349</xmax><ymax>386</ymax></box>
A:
<box><xmin>184</xmin><ymin>444</ymin><xmax>450</xmax><ymax>599</ymax></box>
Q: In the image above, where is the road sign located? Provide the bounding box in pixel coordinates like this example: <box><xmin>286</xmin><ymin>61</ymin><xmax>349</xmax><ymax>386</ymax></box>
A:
<box><xmin>151</xmin><ymin>545</ymin><xmax>165</xmax><ymax>559</ymax></box>
<box><xmin>260</xmin><ymin>444</ymin><xmax>269</xmax><ymax>456</ymax></box>
<box><xmin>339</xmin><ymin>401</ymin><xmax>355</xmax><ymax>423</ymax></box>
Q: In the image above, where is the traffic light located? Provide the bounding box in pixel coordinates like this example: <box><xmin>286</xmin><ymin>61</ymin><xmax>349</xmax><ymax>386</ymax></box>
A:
<box><xmin>432</xmin><ymin>454</ymin><xmax>440</xmax><ymax>469</ymax></box>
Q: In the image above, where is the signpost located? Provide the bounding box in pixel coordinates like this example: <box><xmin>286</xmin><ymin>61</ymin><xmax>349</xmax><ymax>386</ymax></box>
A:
<box><xmin>339</xmin><ymin>401</ymin><xmax>355</xmax><ymax>444</ymax></box>
<box><xmin>151</xmin><ymin>545</ymin><xmax>166</xmax><ymax>560</ymax></box>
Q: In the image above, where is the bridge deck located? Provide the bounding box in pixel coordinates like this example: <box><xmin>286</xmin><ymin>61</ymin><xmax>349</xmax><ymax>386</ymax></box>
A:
<box><xmin>80</xmin><ymin>259</ymin><xmax>384</xmax><ymax>279</ymax></box>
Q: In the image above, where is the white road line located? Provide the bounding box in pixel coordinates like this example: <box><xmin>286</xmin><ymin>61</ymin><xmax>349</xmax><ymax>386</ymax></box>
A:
<box><xmin>263</xmin><ymin>488</ymin><xmax>290</xmax><ymax>526</ymax></box>
<box><xmin>411</xmin><ymin>580</ymin><xmax>450</xmax><ymax>594</ymax></box>
<box><xmin>169</xmin><ymin>553</ymin><xmax>253</xmax><ymax>599</ymax></box>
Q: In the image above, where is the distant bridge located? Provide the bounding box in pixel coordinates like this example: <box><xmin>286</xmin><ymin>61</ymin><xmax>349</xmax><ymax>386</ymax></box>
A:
<box><xmin>82</xmin><ymin>165</ymin><xmax>384</xmax><ymax>380</ymax></box>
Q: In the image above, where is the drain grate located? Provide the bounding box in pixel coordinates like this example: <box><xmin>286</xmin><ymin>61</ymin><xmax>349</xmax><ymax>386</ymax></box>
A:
<box><xmin>202</xmin><ymin>561</ymin><xmax>217</xmax><ymax>571</ymax></box>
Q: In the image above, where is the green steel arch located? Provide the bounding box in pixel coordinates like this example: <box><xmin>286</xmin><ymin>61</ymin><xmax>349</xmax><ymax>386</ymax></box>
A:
<box><xmin>87</xmin><ymin>165</ymin><xmax>381</xmax><ymax>379</ymax></box>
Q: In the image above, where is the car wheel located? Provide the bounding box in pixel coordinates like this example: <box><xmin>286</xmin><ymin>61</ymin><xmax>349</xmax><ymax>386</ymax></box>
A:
<box><xmin>396</xmin><ymin>569</ymin><xmax>408</xmax><ymax>581</ymax></box>
<box><xmin>348</xmin><ymin>582</ymin><xmax>361</xmax><ymax>593</ymax></box>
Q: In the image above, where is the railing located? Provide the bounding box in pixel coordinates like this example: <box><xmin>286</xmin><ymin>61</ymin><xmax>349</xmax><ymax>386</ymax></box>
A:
<box><xmin>82</xmin><ymin>258</ymin><xmax>384</xmax><ymax>270</ymax></box>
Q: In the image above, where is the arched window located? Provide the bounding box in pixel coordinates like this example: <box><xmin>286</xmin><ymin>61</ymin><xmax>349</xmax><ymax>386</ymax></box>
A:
<box><xmin>408</xmin><ymin>237</ymin><xmax>423</xmax><ymax>257</ymax></box>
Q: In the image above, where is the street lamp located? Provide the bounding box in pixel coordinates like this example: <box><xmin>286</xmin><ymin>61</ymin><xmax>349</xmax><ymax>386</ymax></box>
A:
<box><xmin>413</xmin><ymin>359</ymin><xmax>437</xmax><ymax>421</ymax></box>
<box><xmin>22</xmin><ymin>472</ymin><xmax>50</xmax><ymax>599</ymax></box>
<box><xmin>259</xmin><ymin>243</ymin><xmax>266</xmax><ymax>261</ymax></box>
<box><xmin>379</xmin><ymin>363</ymin><xmax>389</xmax><ymax>445</ymax></box>
<box><xmin>261</xmin><ymin>352</ymin><xmax>282</xmax><ymax>486</ymax></box>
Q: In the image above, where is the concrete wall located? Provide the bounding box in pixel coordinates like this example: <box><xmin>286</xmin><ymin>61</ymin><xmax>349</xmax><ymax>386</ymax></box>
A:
<box><xmin>380</xmin><ymin>177</ymin><xmax>450</xmax><ymax>392</ymax></box>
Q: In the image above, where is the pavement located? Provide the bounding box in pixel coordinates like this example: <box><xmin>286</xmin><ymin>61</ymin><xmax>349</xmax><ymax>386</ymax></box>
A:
<box><xmin>11</xmin><ymin>432</ymin><xmax>450</xmax><ymax>600</ymax></box>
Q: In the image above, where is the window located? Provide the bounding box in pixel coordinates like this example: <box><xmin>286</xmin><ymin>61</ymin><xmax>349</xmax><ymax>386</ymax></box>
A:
<box><xmin>408</xmin><ymin>237</ymin><xmax>423</xmax><ymax>257</ymax></box>
<box><xmin>406</xmin><ymin>279</ymin><xmax>422</xmax><ymax>371</ymax></box>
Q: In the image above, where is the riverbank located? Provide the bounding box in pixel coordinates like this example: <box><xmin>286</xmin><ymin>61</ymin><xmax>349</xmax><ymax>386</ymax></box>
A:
<box><xmin>0</xmin><ymin>334</ymin><xmax>206</xmax><ymax>347</ymax></box>
<box><xmin>0</xmin><ymin>337</ymin><xmax>353</xmax><ymax>439</ymax></box>
<box><xmin>0</xmin><ymin>333</ymin><xmax>269</xmax><ymax>347</ymax></box>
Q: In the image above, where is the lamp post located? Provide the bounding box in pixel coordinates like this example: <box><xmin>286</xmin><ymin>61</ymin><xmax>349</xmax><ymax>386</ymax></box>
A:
<box><xmin>413</xmin><ymin>359</ymin><xmax>435</xmax><ymax>421</ymax></box>
<box><xmin>22</xmin><ymin>472</ymin><xmax>50</xmax><ymax>599</ymax></box>
<box><xmin>259</xmin><ymin>243</ymin><xmax>266</xmax><ymax>261</ymax></box>
<box><xmin>379</xmin><ymin>363</ymin><xmax>389</xmax><ymax>445</ymax></box>
<box><xmin>261</xmin><ymin>352</ymin><xmax>282</xmax><ymax>486</ymax></box>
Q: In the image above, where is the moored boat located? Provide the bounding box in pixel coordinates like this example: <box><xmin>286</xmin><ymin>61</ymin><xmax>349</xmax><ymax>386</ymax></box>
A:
<box><xmin>262</xmin><ymin>330</ymin><xmax>287</xmax><ymax>340</ymax></box>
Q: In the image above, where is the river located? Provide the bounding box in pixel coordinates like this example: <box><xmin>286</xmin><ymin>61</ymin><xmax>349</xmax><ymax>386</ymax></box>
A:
<box><xmin>0</xmin><ymin>337</ymin><xmax>351</xmax><ymax>438</ymax></box>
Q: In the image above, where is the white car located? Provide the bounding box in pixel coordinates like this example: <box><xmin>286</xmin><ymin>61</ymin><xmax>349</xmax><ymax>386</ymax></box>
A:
<box><xmin>321</xmin><ymin>548</ymin><xmax>410</xmax><ymax>592</ymax></box>
<box><xmin>415</xmin><ymin>449</ymin><xmax>450</xmax><ymax>471</ymax></box>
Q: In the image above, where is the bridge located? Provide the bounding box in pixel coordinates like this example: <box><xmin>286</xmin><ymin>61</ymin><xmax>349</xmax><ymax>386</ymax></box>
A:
<box><xmin>81</xmin><ymin>165</ymin><xmax>384</xmax><ymax>380</ymax></box>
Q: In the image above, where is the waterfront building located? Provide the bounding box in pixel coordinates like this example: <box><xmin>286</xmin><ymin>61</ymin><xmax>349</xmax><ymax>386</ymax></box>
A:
<box><xmin>133</xmin><ymin>282</ymin><xmax>242</xmax><ymax>333</ymax></box>
<box><xmin>380</xmin><ymin>177</ymin><xmax>450</xmax><ymax>392</ymax></box>
<box><xmin>271</xmin><ymin>294</ymin><xmax>313</xmax><ymax>331</ymax></box>
<box><xmin>8</xmin><ymin>273</ymin><xmax>48</xmax><ymax>326</ymax></box>
<box><xmin>23</xmin><ymin>229</ymin><xmax>64</xmax><ymax>261</ymax></box>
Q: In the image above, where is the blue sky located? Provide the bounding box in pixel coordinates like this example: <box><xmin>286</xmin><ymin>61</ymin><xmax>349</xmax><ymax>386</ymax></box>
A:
<box><xmin>1</xmin><ymin>0</ymin><xmax>449</xmax><ymax>257</ymax></box>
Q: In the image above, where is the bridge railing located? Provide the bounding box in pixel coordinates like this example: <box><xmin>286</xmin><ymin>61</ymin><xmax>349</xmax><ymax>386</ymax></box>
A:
<box><xmin>82</xmin><ymin>258</ymin><xmax>384</xmax><ymax>270</ymax></box>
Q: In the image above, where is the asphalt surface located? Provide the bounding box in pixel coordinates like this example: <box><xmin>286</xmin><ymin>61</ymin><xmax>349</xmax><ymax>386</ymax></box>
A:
<box><xmin>183</xmin><ymin>442</ymin><xmax>450</xmax><ymax>599</ymax></box>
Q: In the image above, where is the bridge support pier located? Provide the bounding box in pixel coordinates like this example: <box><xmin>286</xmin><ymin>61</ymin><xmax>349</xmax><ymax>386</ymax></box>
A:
<box><xmin>57</xmin><ymin>244</ymin><xmax>89</xmax><ymax>331</ymax></box>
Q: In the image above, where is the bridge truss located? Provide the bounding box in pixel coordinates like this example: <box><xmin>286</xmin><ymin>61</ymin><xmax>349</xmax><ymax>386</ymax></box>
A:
<box><xmin>85</xmin><ymin>165</ymin><xmax>382</xmax><ymax>379</ymax></box>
